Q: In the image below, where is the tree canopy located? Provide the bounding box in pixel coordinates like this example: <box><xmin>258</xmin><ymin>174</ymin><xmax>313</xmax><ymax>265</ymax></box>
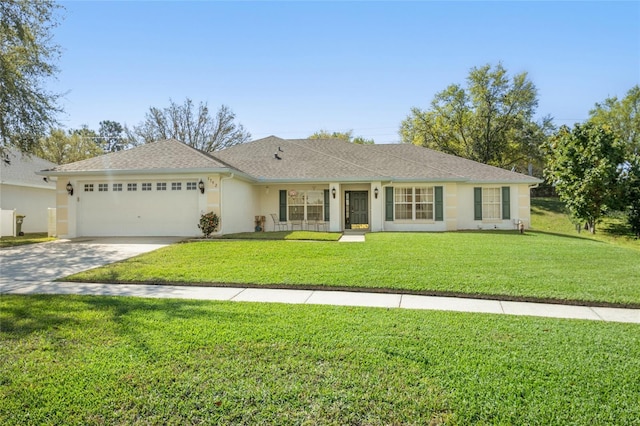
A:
<box><xmin>308</xmin><ymin>130</ymin><xmax>374</xmax><ymax>144</ymax></box>
<box><xmin>130</xmin><ymin>98</ymin><xmax>251</xmax><ymax>152</ymax></box>
<box><xmin>0</xmin><ymin>0</ymin><xmax>62</xmax><ymax>155</ymax></box>
<box><xmin>542</xmin><ymin>122</ymin><xmax>625</xmax><ymax>233</ymax></box>
<box><xmin>35</xmin><ymin>128</ymin><xmax>103</xmax><ymax>165</ymax></box>
<box><xmin>589</xmin><ymin>85</ymin><xmax>639</xmax><ymax>157</ymax></box>
<box><xmin>400</xmin><ymin>63</ymin><xmax>551</xmax><ymax>173</ymax></box>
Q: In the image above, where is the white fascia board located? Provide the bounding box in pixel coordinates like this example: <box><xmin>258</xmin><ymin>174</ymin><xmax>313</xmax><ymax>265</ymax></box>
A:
<box><xmin>36</xmin><ymin>167</ymin><xmax>256</xmax><ymax>181</ymax></box>
<box><xmin>255</xmin><ymin>176</ymin><xmax>471</xmax><ymax>184</ymax></box>
<box><xmin>467</xmin><ymin>177</ymin><xmax>543</xmax><ymax>185</ymax></box>
<box><xmin>0</xmin><ymin>180</ymin><xmax>56</xmax><ymax>190</ymax></box>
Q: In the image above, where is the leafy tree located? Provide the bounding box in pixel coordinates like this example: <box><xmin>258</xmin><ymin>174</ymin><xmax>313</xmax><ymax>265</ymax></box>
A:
<box><xmin>400</xmin><ymin>63</ymin><xmax>548</xmax><ymax>172</ymax></box>
<box><xmin>98</xmin><ymin>120</ymin><xmax>135</xmax><ymax>152</ymax></box>
<box><xmin>589</xmin><ymin>85</ymin><xmax>639</xmax><ymax>157</ymax></box>
<box><xmin>308</xmin><ymin>130</ymin><xmax>374</xmax><ymax>144</ymax></box>
<box><xmin>623</xmin><ymin>154</ymin><xmax>640</xmax><ymax>238</ymax></box>
<box><xmin>35</xmin><ymin>128</ymin><xmax>103</xmax><ymax>165</ymax></box>
<box><xmin>542</xmin><ymin>123</ymin><xmax>625</xmax><ymax>234</ymax></box>
<box><xmin>131</xmin><ymin>98</ymin><xmax>251</xmax><ymax>152</ymax></box>
<box><xmin>0</xmin><ymin>0</ymin><xmax>62</xmax><ymax>155</ymax></box>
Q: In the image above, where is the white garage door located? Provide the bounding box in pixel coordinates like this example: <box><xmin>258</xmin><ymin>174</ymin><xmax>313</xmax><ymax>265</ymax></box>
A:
<box><xmin>77</xmin><ymin>180</ymin><xmax>200</xmax><ymax>237</ymax></box>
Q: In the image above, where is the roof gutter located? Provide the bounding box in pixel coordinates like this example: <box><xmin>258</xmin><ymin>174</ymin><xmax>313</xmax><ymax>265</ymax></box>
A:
<box><xmin>36</xmin><ymin>167</ymin><xmax>256</xmax><ymax>182</ymax></box>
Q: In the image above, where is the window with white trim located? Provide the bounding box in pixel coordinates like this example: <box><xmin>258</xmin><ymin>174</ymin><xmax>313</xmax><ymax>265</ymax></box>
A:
<box><xmin>157</xmin><ymin>182</ymin><xmax>167</xmax><ymax>191</ymax></box>
<box><xmin>394</xmin><ymin>188</ymin><xmax>412</xmax><ymax>220</ymax></box>
<box><xmin>171</xmin><ymin>182</ymin><xmax>182</xmax><ymax>191</ymax></box>
<box><xmin>394</xmin><ymin>187</ymin><xmax>434</xmax><ymax>220</ymax></box>
<box><xmin>84</xmin><ymin>184</ymin><xmax>94</xmax><ymax>192</ymax></box>
<box><xmin>142</xmin><ymin>183</ymin><xmax>152</xmax><ymax>191</ymax></box>
<box><xmin>287</xmin><ymin>190</ymin><xmax>324</xmax><ymax>221</ymax></box>
<box><xmin>98</xmin><ymin>183</ymin><xmax>108</xmax><ymax>192</ymax></box>
<box><xmin>482</xmin><ymin>187</ymin><xmax>501</xmax><ymax>220</ymax></box>
<box><xmin>127</xmin><ymin>183</ymin><xmax>137</xmax><ymax>191</ymax></box>
<box><xmin>113</xmin><ymin>183</ymin><xmax>122</xmax><ymax>192</ymax></box>
<box><xmin>186</xmin><ymin>182</ymin><xmax>197</xmax><ymax>191</ymax></box>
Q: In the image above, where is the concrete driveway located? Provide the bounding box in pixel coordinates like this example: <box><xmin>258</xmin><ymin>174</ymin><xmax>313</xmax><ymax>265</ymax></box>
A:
<box><xmin>0</xmin><ymin>237</ymin><xmax>182</xmax><ymax>283</ymax></box>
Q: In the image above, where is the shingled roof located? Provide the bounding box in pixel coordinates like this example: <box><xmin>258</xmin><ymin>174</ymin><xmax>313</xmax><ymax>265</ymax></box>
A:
<box><xmin>1</xmin><ymin>148</ymin><xmax>56</xmax><ymax>189</ymax></box>
<box><xmin>44</xmin><ymin>139</ymin><xmax>230</xmax><ymax>173</ymax></box>
<box><xmin>213</xmin><ymin>136</ymin><xmax>541</xmax><ymax>184</ymax></box>
<box><xmin>41</xmin><ymin>136</ymin><xmax>541</xmax><ymax>184</ymax></box>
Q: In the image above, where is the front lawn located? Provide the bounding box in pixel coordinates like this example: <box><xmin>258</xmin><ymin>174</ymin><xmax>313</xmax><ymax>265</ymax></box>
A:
<box><xmin>0</xmin><ymin>233</ymin><xmax>55</xmax><ymax>248</ymax></box>
<box><xmin>1</xmin><ymin>295</ymin><xmax>638</xmax><ymax>425</ymax></box>
<box><xmin>220</xmin><ymin>230</ymin><xmax>342</xmax><ymax>241</ymax></box>
<box><xmin>66</xmin><ymin>231</ymin><xmax>640</xmax><ymax>306</ymax></box>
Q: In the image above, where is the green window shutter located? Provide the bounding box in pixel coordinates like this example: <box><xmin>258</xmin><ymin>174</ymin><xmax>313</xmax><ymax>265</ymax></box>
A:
<box><xmin>474</xmin><ymin>187</ymin><xmax>482</xmax><ymax>220</ymax></box>
<box><xmin>279</xmin><ymin>190</ymin><xmax>287</xmax><ymax>222</ymax></box>
<box><xmin>385</xmin><ymin>187</ymin><xmax>394</xmax><ymax>221</ymax></box>
<box><xmin>502</xmin><ymin>186</ymin><xmax>511</xmax><ymax>220</ymax></box>
<box><xmin>324</xmin><ymin>189</ymin><xmax>330</xmax><ymax>221</ymax></box>
<box><xmin>434</xmin><ymin>186</ymin><xmax>443</xmax><ymax>221</ymax></box>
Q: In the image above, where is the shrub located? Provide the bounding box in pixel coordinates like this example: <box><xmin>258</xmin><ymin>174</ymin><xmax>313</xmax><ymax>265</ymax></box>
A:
<box><xmin>197</xmin><ymin>211</ymin><xmax>219</xmax><ymax>238</ymax></box>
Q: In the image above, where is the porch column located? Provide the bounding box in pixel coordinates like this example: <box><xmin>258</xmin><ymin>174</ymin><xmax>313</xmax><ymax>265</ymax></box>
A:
<box><xmin>329</xmin><ymin>183</ymin><xmax>341</xmax><ymax>232</ymax></box>
<box><xmin>370</xmin><ymin>181</ymin><xmax>383</xmax><ymax>232</ymax></box>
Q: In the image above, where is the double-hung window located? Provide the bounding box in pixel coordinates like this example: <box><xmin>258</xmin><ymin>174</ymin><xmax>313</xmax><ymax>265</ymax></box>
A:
<box><xmin>386</xmin><ymin>186</ymin><xmax>443</xmax><ymax>222</ymax></box>
<box><xmin>282</xmin><ymin>190</ymin><xmax>328</xmax><ymax>222</ymax></box>
<box><xmin>474</xmin><ymin>187</ymin><xmax>511</xmax><ymax>221</ymax></box>
<box><xmin>394</xmin><ymin>187</ymin><xmax>434</xmax><ymax>220</ymax></box>
<box><xmin>482</xmin><ymin>188</ymin><xmax>501</xmax><ymax>220</ymax></box>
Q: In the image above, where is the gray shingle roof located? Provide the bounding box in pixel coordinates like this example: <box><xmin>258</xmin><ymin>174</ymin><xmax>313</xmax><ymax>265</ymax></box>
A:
<box><xmin>213</xmin><ymin>136</ymin><xmax>541</xmax><ymax>183</ymax></box>
<box><xmin>46</xmin><ymin>139</ymin><xmax>229</xmax><ymax>173</ymax></box>
<box><xmin>41</xmin><ymin>136</ymin><xmax>541</xmax><ymax>184</ymax></box>
<box><xmin>1</xmin><ymin>148</ymin><xmax>56</xmax><ymax>188</ymax></box>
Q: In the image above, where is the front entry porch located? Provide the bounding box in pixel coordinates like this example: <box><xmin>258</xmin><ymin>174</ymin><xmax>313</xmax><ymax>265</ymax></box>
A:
<box><xmin>345</xmin><ymin>191</ymin><xmax>369</xmax><ymax>230</ymax></box>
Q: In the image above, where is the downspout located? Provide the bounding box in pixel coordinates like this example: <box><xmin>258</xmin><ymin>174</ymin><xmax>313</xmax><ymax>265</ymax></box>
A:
<box><xmin>219</xmin><ymin>173</ymin><xmax>235</xmax><ymax>235</ymax></box>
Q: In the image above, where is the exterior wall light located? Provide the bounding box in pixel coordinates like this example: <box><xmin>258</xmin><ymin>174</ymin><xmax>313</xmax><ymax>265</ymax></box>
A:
<box><xmin>332</xmin><ymin>187</ymin><xmax>336</xmax><ymax>199</ymax></box>
<box><xmin>374</xmin><ymin>187</ymin><xmax>379</xmax><ymax>199</ymax></box>
<box><xmin>198</xmin><ymin>180</ymin><xmax>205</xmax><ymax>194</ymax></box>
<box><xmin>66</xmin><ymin>182</ymin><xmax>74</xmax><ymax>196</ymax></box>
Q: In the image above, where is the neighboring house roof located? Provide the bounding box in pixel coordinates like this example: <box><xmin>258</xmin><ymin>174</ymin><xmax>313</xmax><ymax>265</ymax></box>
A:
<box><xmin>0</xmin><ymin>148</ymin><xmax>56</xmax><ymax>189</ymax></box>
<box><xmin>214</xmin><ymin>136</ymin><xmax>542</xmax><ymax>184</ymax></box>
<box><xmin>42</xmin><ymin>139</ymin><xmax>232</xmax><ymax>175</ymax></box>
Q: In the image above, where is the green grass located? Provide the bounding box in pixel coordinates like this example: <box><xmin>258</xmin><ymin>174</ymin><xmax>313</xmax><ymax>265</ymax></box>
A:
<box><xmin>0</xmin><ymin>233</ymin><xmax>55</xmax><ymax>248</ymax></box>
<box><xmin>531</xmin><ymin>197</ymin><xmax>640</xmax><ymax>250</ymax></box>
<box><xmin>66</xmin><ymin>230</ymin><xmax>640</xmax><ymax>306</ymax></box>
<box><xmin>1</xmin><ymin>295</ymin><xmax>638</xmax><ymax>425</ymax></box>
<box><xmin>220</xmin><ymin>230</ymin><xmax>342</xmax><ymax>241</ymax></box>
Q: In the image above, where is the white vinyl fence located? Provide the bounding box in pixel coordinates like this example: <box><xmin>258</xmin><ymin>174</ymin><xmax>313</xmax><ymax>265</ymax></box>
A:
<box><xmin>0</xmin><ymin>209</ymin><xmax>16</xmax><ymax>237</ymax></box>
<box><xmin>48</xmin><ymin>208</ymin><xmax>57</xmax><ymax>237</ymax></box>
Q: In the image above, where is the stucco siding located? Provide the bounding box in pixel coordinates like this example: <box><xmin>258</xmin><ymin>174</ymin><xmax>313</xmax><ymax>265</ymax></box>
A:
<box><xmin>220</xmin><ymin>177</ymin><xmax>258</xmax><ymax>234</ymax></box>
<box><xmin>0</xmin><ymin>184</ymin><xmax>56</xmax><ymax>233</ymax></box>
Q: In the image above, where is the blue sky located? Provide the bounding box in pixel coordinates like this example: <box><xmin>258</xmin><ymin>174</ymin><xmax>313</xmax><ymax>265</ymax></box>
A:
<box><xmin>51</xmin><ymin>1</ymin><xmax>639</xmax><ymax>143</ymax></box>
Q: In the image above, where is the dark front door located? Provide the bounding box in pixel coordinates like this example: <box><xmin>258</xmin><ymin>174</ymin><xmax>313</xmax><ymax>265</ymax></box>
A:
<box><xmin>346</xmin><ymin>191</ymin><xmax>368</xmax><ymax>229</ymax></box>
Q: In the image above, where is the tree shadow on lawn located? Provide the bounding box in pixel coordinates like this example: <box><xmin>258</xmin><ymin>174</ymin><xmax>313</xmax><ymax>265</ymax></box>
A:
<box><xmin>0</xmin><ymin>295</ymin><xmax>261</xmax><ymax>340</ymax></box>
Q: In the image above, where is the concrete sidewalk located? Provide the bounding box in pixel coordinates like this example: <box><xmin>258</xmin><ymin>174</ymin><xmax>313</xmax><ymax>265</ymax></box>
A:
<box><xmin>2</xmin><ymin>281</ymin><xmax>639</xmax><ymax>324</ymax></box>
